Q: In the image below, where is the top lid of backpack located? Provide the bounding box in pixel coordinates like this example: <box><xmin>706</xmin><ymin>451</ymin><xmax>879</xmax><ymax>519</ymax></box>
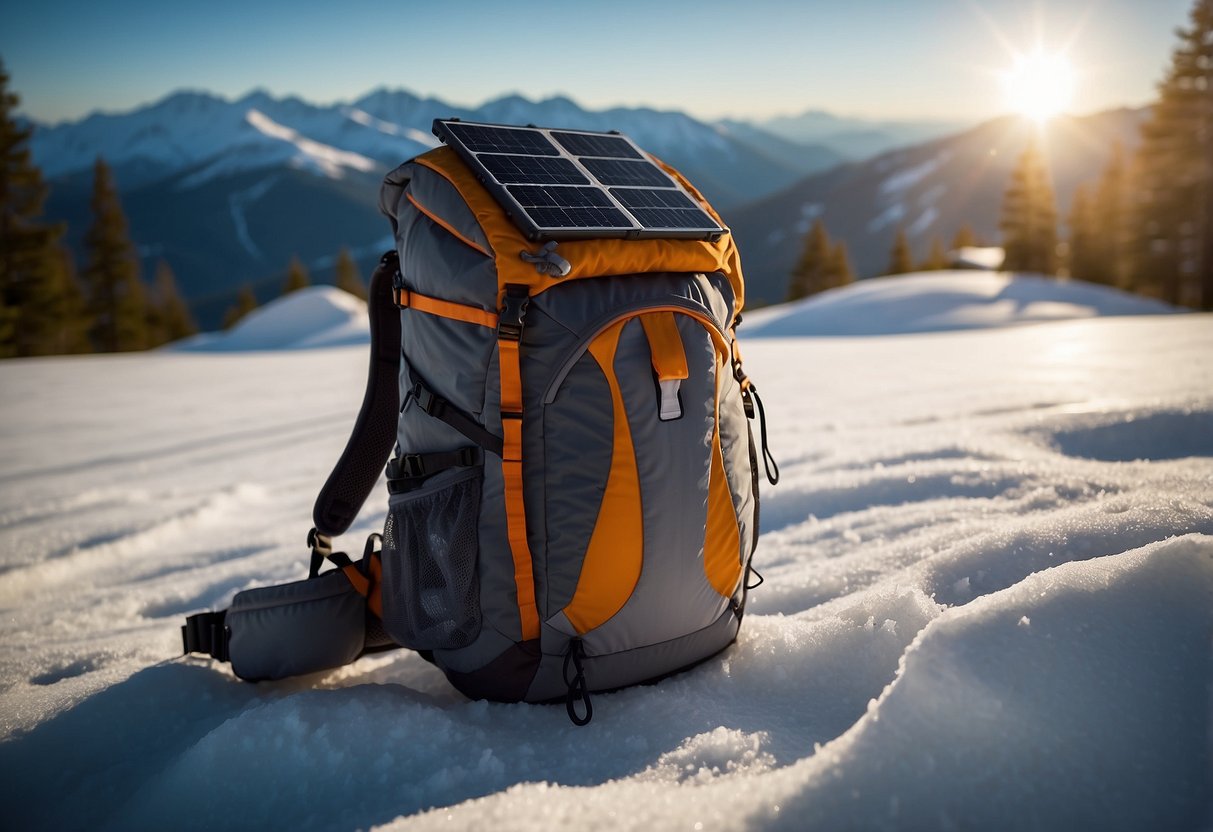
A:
<box><xmin>432</xmin><ymin>119</ymin><xmax>726</xmax><ymax>243</ymax></box>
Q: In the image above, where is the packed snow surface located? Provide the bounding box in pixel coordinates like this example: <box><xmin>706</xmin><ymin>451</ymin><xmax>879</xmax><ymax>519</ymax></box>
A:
<box><xmin>172</xmin><ymin>286</ymin><xmax>370</xmax><ymax>351</ymax></box>
<box><xmin>1</xmin><ymin>275</ymin><xmax>1210</xmax><ymax>830</ymax></box>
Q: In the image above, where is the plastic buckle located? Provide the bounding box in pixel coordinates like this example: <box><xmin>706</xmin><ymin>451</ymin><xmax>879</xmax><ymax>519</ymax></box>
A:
<box><xmin>498</xmin><ymin>285</ymin><xmax>530</xmax><ymax>341</ymax></box>
<box><xmin>412</xmin><ymin>384</ymin><xmax>438</xmax><ymax>415</ymax></box>
<box><xmin>398</xmin><ymin>453</ymin><xmax>426</xmax><ymax>478</ymax></box>
<box><xmin>454</xmin><ymin>447</ymin><xmax>477</xmax><ymax>467</ymax></box>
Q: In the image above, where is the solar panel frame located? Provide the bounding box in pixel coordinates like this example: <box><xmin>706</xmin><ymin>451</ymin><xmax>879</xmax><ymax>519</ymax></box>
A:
<box><xmin>432</xmin><ymin>119</ymin><xmax>727</xmax><ymax>242</ymax></box>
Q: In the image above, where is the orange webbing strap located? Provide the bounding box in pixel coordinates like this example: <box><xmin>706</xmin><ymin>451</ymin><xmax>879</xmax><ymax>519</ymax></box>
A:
<box><xmin>499</xmin><ymin>286</ymin><xmax>540</xmax><ymax>641</ymax></box>
<box><xmin>338</xmin><ymin>551</ymin><xmax>382</xmax><ymax>619</ymax></box>
<box><xmin>395</xmin><ymin>286</ymin><xmax>499</xmax><ymax>329</ymax></box>
<box><xmin>640</xmin><ymin>312</ymin><xmax>689</xmax><ymax>381</ymax></box>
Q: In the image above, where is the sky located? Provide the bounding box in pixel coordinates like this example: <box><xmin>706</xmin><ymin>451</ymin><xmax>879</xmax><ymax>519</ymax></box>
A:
<box><xmin>1</xmin><ymin>0</ymin><xmax>1195</xmax><ymax>126</ymax></box>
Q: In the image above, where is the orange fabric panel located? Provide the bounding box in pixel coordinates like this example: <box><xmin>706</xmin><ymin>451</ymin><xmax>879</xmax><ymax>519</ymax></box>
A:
<box><xmin>704</xmin><ymin>355</ymin><xmax>743</xmax><ymax>598</ymax></box>
<box><xmin>640</xmin><ymin>312</ymin><xmax>689</xmax><ymax>381</ymax></box>
<box><xmin>396</xmin><ymin>287</ymin><xmax>499</xmax><ymax>329</ymax></box>
<box><xmin>498</xmin><ymin>333</ymin><xmax>539</xmax><ymax>640</ymax></box>
<box><xmin>341</xmin><ymin>564</ymin><xmax>370</xmax><ymax>597</ymax></box>
<box><xmin>564</xmin><ymin>320</ymin><xmax>644</xmax><ymax>634</ymax></box>
<box><xmin>406</xmin><ymin>192</ymin><xmax>491</xmax><ymax>257</ymax></box>
<box><xmin>414</xmin><ymin>149</ymin><xmax>745</xmax><ymax>308</ymax></box>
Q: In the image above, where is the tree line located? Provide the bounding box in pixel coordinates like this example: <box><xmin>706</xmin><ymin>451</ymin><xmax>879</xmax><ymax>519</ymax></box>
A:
<box><xmin>789</xmin><ymin>0</ymin><xmax>1213</xmax><ymax>310</ymax></box>
<box><xmin>0</xmin><ymin>60</ymin><xmax>369</xmax><ymax>359</ymax></box>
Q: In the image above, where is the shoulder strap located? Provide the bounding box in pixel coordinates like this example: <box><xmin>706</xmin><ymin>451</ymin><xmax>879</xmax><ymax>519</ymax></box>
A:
<box><xmin>311</xmin><ymin>250</ymin><xmax>402</xmax><ymax>538</ymax></box>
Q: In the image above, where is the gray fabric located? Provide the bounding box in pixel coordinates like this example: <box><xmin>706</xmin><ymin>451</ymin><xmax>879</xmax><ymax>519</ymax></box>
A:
<box><xmin>227</xmin><ymin>571</ymin><xmax>366</xmax><ymax>681</ymax></box>
<box><xmin>528</xmin><ymin>604</ymin><xmax>741</xmax><ymax>701</ymax></box>
<box><xmin>717</xmin><ymin>367</ymin><xmax>757</xmax><ymax>567</ymax></box>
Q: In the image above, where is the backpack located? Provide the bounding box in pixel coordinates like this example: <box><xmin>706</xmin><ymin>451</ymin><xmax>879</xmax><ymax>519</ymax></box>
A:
<box><xmin>182</xmin><ymin>121</ymin><xmax>778</xmax><ymax>724</ymax></box>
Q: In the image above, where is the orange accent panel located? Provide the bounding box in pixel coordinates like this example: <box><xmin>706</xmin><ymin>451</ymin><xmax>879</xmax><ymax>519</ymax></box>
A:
<box><xmin>341</xmin><ymin>564</ymin><xmax>370</xmax><ymax>597</ymax></box>
<box><xmin>396</xmin><ymin>287</ymin><xmax>499</xmax><ymax>329</ymax></box>
<box><xmin>406</xmin><ymin>192</ymin><xmax>491</xmax><ymax>256</ymax></box>
<box><xmin>640</xmin><ymin>312</ymin><xmax>689</xmax><ymax>381</ymax></box>
<box><xmin>415</xmin><ymin>149</ymin><xmax>745</xmax><ymax>310</ymax></box>
<box><xmin>498</xmin><ymin>332</ymin><xmax>539</xmax><ymax>640</ymax></box>
<box><xmin>564</xmin><ymin>321</ymin><xmax>644</xmax><ymax>634</ymax></box>
<box><xmin>704</xmin><ymin>355</ymin><xmax>743</xmax><ymax>598</ymax></box>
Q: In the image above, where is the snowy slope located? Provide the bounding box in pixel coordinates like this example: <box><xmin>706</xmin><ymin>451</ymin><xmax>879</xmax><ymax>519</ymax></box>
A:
<box><xmin>0</xmin><ymin>278</ymin><xmax>1210</xmax><ymax>830</ymax></box>
<box><xmin>171</xmin><ymin>286</ymin><xmax>370</xmax><ymax>351</ymax></box>
<box><xmin>742</xmin><ymin>271</ymin><xmax>1178</xmax><ymax>337</ymax></box>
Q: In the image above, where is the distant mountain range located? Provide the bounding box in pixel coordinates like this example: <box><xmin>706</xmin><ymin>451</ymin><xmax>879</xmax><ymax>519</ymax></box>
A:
<box><xmin>730</xmin><ymin>108</ymin><xmax>1150</xmax><ymax>305</ymax></box>
<box><xmin>31</xmin><ymin>88</ymin><xmax>852</xmax><ymax>325</ymax></box>
<box><xmin>28</xmin><ymin>88</ymin><xmax>1144</xmax><ymax>325</ymax></box>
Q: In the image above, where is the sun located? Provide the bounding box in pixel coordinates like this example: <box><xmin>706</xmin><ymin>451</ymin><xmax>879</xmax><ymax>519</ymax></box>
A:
<box><xmin>1002</xmin><ymin>50</ymin><xmax>1076</xmax><ymax>122</ymax></box>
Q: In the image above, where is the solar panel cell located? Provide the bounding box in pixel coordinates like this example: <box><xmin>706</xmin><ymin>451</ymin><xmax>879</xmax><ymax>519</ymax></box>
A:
<box><xmin>550</xmin><ymin>132</ymin><xmax>642</xmax><ymax>159</ymax></box>
<box><xmin>479</xmin><ymin>154</ymin><xmax>588</xmax><ymax>185</ymax></box>
<box><xmin>581</xmin><ymin>158</ymin><xmax>672</xmax><ymax>188</ymax></box>
<box><xmin>447</xmin><ymin>123</ymin><xmax>560</xmax><ymax>155</ymax></box>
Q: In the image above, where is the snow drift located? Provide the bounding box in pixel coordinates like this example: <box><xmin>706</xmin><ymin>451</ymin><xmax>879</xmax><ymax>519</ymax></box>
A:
<box><xmin>741</xmin><ymin>271</ymin><xmax>1177</xmax><ymax>337</ymax></box>
<box><xmin>0</xmin><ymin>275</ymin><xmax>1209</xmax><ymax>831</ymax></box>
<box><xmin>172</xmin><ymin>286</ymin><xmax>369</xmax><ymax>351</ymax></box>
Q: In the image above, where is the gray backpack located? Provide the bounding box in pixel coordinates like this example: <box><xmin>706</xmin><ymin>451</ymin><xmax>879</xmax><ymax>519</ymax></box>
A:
<box><xmin>182</xmin><ymin>121</ymin><xmax>777</xmax><ymax>724</ymax></box>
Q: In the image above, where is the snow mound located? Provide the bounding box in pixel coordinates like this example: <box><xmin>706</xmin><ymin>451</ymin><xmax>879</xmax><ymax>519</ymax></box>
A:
<box><xmin>742</xmin><ymin>271</ymin><xmax>1178</xmax><ymax>337</ymax></box>
<box><xmin>173</xmin><ymin>286</ymin><xmax>369</xmax><ymax>351</ymax></box>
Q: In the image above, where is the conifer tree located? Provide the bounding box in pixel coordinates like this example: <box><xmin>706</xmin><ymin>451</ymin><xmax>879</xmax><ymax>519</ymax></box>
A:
<box><xmin>951</xmin><ymin>225</ymin><xmax>979</xmax><ymax>250</ymax></box>
<box><xmin>83</xmin><ymin>158</ymin><xmax>147</xmax><ymax>351</ymax></box>
<box><xmin>147</xmin><ymin>260</ymin><xmax>196</xmax><ymax>345</ymax></box>
<box><xmin>1130</xmin><ymin>0</ymin><xmax>1213</xmax><ymax>307</ymax></box>
<box><xmin>829</xmin><ymin>241</ymin><xmax>856</xmax><ymax>287</ymax></box>
<box><xmin>1000</xmin><ymin>140</ymin><xmax>1059</xmax><ymax>275</ymax></box>
<box><xmin>1067</xmin><ymin>184</ymin><xmax>1102</xmax><ymax>283</ymax></box>
<box><xmin>223</xmin><ymin>284</ymin><xmax>258</xmax><ymax>329</ymax></box>
<box><xmin>884</xmin><ymin>228</ymin><xmax>914</xmax><ymax>275</ymax></box>
<box><xmin>0</xmin><ymin>60</ymin><xmax>87</xmax><ymax>357</ymax></box>
<box><xmin>787</xmin><ymin>219</ymin><xmax>833</xmax><ymax>300</ymax></box>
<box><xmin>282</xmin><ymin>256</ymin><xmax>310</xmax><ymax>295</ymax></box>
<box><xmin>1093</xmin><ymin>143</ymin><xmax>1131</xmax><ymax>288</ymax></box>
<box><xmin>334</xmin><ymin>247</ymin><xmax>367</xmax><ymax>300</ymax></box>
<box><xmin>919</xmin><ymin>237</ymin><xmax>949</xmax><ymax>271</ymax></box>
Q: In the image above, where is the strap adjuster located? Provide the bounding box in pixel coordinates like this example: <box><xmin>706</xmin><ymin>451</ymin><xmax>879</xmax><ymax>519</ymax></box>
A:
<box><xmin>498</xmin><ymin>285</ymin><xmax>530</xmax><ymax>341</ymax></box>
<box><xmin>182</xmin><ymin>610</ymin><xmax>229</xmax><ymax>662</ymax></box>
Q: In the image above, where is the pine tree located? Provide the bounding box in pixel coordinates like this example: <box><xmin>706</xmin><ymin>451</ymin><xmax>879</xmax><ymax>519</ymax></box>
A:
<box><xmin>1000</xmin><ymin>140</ymin><xmax>1059</xmax><ymax>275</ymax></box>
<box><xmin>334</xmin><ymin>247</ymin><xmax>367</xmax><ymax>300</ymax></box>
<box><xmin>1093</xmin><ymin>143</ymin><xmax>1131</xmax><ymax>288</ymax></box>
<box><xmin>829</xmin><ymin>241</ymin><xmax>856</xmax><ymax>287</ymax></box>
<box><xmin>919</xmin><ymin>237</ymin><xmax>949</xmax><ymax>271</ymax></box>
<box><xmin>223</xmin><ymin>284</ymin><xmax>258</xmax><ymax>329</ymax></box>
<box><xmin>282</xmin><ymin>256</ymin><xmax>310</xmax><ymax>295</ymax></box>
<box><xmin>83</xmin><ymin>158</ymin><xmax>147</xmax><ymax>351</ymax></box>
<box><xmin>0</xmin><ymin>59</ymin><xmax>87</xmax><ymax>357</ymax></box>
<box><xmin>1130</xmin><ymin>0</ymin><xmax>1213</xmax><ymax>308</ymax></box>
<box><xmin>884</xmin><ymin>228</ymin><xmax>914</xmax><ymax>275</ymax></box>
<box><xmin>787</xmin><ymin>219</ymin><xmax>833</xmax><ymax>300</ymax></box>
<box><xmin>1067</xmin><ymin>184</ymin><xmax>1102</xmax><ymax>283</ymax></box>
<box><xmin>146</xmin><ymin>260</ymin><xmax>196</xmax><ymax>345</ymax></box>
<box><xmin>951</xmin><ymin>225</ymin><xmax>979</xmax><ymax>250</ymax></box>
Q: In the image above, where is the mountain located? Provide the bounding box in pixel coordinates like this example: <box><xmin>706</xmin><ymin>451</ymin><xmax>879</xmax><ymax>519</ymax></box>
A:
<box><xmin>32</xmin><ymin>89</ymin><xmax>840</xmax><ymax>326</ymax></box>
<box><xmin>757</xmin><ymin>109</ymin><xmax>973</xmax><ymax>160</ymax></box>
<box><xmin>730</xmin><ymin>108</ymin><xmax>1150</xmax><ymax>306</ymax></box>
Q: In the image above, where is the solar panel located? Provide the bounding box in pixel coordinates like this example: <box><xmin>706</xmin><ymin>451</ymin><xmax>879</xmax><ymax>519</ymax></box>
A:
<box><xmin>432</xmin><ymin>119</ymin><xmax>726</xmax><ymax>242</ymax></box>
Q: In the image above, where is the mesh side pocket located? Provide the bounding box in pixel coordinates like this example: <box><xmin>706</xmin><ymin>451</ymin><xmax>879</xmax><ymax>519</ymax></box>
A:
<box><xmin>380</xmin><ymin>465</ymin><xmax>482</xmax><ymax>651</ymax></box>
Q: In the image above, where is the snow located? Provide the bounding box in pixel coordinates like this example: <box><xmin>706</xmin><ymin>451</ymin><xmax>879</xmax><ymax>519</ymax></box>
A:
<box><xmin>879</xmin><ymin>151</ymin><xmax>952</xmax><ymax>195</ymax></box>
<box><xmin>171</xmin><ymin>286</ymin><xmax>369</xmax><ymax>351</ymax></box>
<box><xmin>1</xmin><ymin>275</ymin><xmax>1211</xmax><ymax>830</ymax></box>
<box><xmin>953</xmin><ymin>246</ymin><xmax>1006</xmax><ymax>270</ymax></box>
<box><xmin>741</xmin><ymin>271</ymin><xmax>1178</xmax><ymax>337</ymax></box>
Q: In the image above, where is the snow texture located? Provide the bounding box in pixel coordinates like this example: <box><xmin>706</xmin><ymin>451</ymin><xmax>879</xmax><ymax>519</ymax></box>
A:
<box><xmin>0</xmin><ymin>275</ymin><xmax>1210</xmax><ymax>831</ymax></box>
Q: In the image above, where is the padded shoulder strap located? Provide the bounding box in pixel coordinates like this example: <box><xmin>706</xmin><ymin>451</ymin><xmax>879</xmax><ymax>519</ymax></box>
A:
<box><xmin>312</xmin><ymin>250</ymin><xmax>401</xmax><ymax>536</ymax></box>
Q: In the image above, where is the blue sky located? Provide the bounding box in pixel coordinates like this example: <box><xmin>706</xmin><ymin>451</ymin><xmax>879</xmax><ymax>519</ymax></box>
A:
<box><xmin>1</xmin><ymin>0</ymin><xmax>1194</xmax><ymax>124</ymax></box>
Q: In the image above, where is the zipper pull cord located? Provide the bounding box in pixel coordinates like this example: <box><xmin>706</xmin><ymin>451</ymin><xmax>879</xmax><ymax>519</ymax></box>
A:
<box><xmin>751</xmin><ymin>384</ymin><xmax>779</xmax><ymax>485</ymax></box>
<box><xmin>520</xmin><ymin>241</ymin><xmax>572</xmax><ymax>277</ymax></box>
<box><xmin>563</xmin><ymin>639</ymin><xmax>594</xmax><ymax>726</ymax></box>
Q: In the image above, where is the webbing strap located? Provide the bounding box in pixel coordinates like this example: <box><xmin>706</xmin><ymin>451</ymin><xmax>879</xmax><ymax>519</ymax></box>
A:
<box><xmin>311</xmin><ymin>250</ymin><xmax>402</xmax><ymax>537</ymax></box>
<box><xmin>498</xmin><ymin>285</ymin><xmax>540</xmax><ymax>641</ymax></box>
<box><xmin>182</xmin><ymin>610</ymin><xmax>229</xmax><ymax>662</ymax></box>
<box><xmin>410</xmin><ymin>381</ymin><xmax>504</xmax><ymax>457</ymax></box>
<box><xmin>395</xmin><ymin>286</ymin><xmax>498</xmax><ymax>329</ymax></box>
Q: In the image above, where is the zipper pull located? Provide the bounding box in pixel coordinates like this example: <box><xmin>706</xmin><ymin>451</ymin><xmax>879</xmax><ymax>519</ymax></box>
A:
<box><xmin>563</xmin><ymin>638</ymin><xmax>593</xmax><ymax>726</ymax></box>
<box><xmin>519</xmin><ymin>241</ymin><xmax>572</xmax><ymax>277</ymax></box>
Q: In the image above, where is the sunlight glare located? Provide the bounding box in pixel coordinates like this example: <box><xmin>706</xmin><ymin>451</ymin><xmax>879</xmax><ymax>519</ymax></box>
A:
<box><xmin>1002</xmin><ymin>50</ymin><xmax>1076</xmax><ymax>122</ymax></box>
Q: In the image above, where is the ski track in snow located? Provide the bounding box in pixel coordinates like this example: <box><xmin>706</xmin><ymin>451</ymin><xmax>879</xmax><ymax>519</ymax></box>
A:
<box><xmin>0</xmin><ymin>299</ymin><xmax>1210</xmax><ymax>830</ymax></box>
